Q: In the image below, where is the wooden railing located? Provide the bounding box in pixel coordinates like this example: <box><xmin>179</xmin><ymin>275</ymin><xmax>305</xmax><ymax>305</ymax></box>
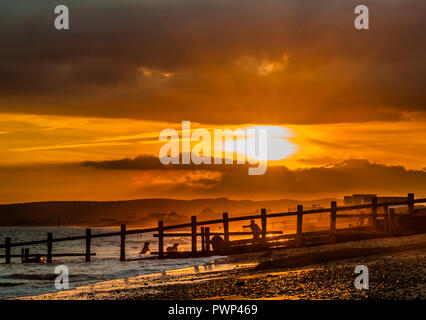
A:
<box><xmin>1</xmin><ymin>193</ymin><xmax>424</xmax><ymax>263</ymax></box>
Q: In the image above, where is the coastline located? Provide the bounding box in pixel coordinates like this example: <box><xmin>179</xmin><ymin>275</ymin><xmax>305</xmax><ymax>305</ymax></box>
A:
<box><xmin>17</xmin><ymin>233</ymin><xmax>426</xmax><ymax>300</ymax></box>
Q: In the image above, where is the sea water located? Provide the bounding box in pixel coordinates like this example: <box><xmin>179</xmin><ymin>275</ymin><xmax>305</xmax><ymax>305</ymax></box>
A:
<box><xmin>0</xmin><ymin>227</ymin><xmax>220</xmax><ymax>299</ymax></box>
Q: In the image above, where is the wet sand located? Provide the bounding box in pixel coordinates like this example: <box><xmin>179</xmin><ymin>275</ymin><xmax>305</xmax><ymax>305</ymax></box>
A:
<box><xmin>19</xmin><ymin>233</ymin><xmax>426</xmax><ymax>300</ymax></box>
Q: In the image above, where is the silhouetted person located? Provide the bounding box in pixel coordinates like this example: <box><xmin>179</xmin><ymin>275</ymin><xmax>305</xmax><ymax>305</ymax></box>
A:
<box><xmin>166</xmin><ymin>243</ymin><xmax>179</xmax><ymax>252</ymax></box>
<box><xmin>359</xmin><ymin>214</ymin><xmax>367</xmax><ymax>227</ymax></box>
<box><xmin>243</xmin><ymin>220</ymin><xmax>262</xmax><ymax>241</ymax></box>
<box><xmin>139</xmin><ymin>241</ymin><xmax>151</xmax><ymax>254</ymax></box>
<box><xmin>211</xmin><ymin>234</ymin><xmax>226</xmax><ymax>252</ymax></box>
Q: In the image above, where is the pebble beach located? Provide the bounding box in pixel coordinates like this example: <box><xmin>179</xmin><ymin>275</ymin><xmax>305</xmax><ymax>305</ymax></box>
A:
<box><xmin>19</xmin><ymin>233</ymin><xmax>426</xmax><ymax>300</ymax></box>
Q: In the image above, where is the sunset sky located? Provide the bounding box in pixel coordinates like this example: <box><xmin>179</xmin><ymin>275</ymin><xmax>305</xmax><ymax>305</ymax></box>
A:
<box><xmin>0</xmin><ymin>0</ymin><xmax>425</xmax><ymax>203</ymax></box>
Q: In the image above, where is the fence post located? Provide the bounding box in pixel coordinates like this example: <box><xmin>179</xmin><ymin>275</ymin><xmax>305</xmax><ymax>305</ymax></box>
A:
<box><xmin>371</xmin><ymin>197</ymin><xmax>378</xmax><ymax>232</ymax></box>
<box><xmin>261</xmin><ymin>208</ymin><xmax>267</xmax><ymax>246</ymax></box>
<box><xmin>5</xmin><ymin>237</ymin><xmax>11</xmax><ymax>264</ymax></box>
<box><xmin>191</xmin><ymin>216</ymin><xmax>197</xmax><ymax>255</ymax></box>
<box><xmin>201</xmin><ymin>227</ymin><xmax>205</xmax><ymax>252</ymax></box>
<box><xmin>21</xmin><ymin>248</ymin><xmax>25</xmax><ymax>263</ymax></box>
<box><xmin>158</xmin><ymin>220</ymin><xmax>164</xmax><ymax>259</ymax></box>
<box><xmin>205</xmin><ymin>227</ymin><xmax>210</xmax><ymax>253</ymax></box>
<box><xmin>85</xmin><ymin>228</ymin><xmax>91</xmax><ymax>262</ymax></box>
<box><xmin>408</xmin><ymin>193</ymin><xmax>414</xmax><ymax>214</ymax></box>
<box><xmin>120</xmin><ymin>224</ymin><xmax>126</xmax><ymax>261</ymax></box>
<box><xmin>222</xmin><ymin>212</ymin><xmax>230</xmax><ymax>246</ymax></box>
<box><xmin>384</xmin><ymin>204</ymin><xmax>389</xmax><ymax>235</ymax></box>
<box><xmin>330</xmin><ymin>201</ymin><xmax>337</xmax><ymax>243</ymax></box>
<box><xmin>388</xmin><ymin>208</ymin><xmax>395</xmax><ymax>237</ymax></box>
<box><xmin>47</xmin><ymin>232</ymin><xmax>53</xmax><ymax>263</ymax></box>
<box><xmin>24</xmin><ymin>248</ymin><xmax>29</xmax><ymax>263</ymax></box>
<box><xmin>296</xmin><ymin>205</ymin><xmax>303</xmax><ymax>247</ymax></box>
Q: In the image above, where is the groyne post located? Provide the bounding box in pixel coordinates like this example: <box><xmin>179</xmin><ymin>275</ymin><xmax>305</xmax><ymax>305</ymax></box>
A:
<box><xmin>120</xmin><ymin>224</ymin><xmax>126</xmax><ymax>261</ymax></box>
<box><xmin>296</xmin><ymin>205</ymin><xmax>303</xmax><ymax>247</ymax></box>
<box><xmin>85</xmin><ymin>228</ymin><xmax>91</xmax><ymax>262</ymax></box>
<box><xmin>201</xmin><ymin>227</ymin><xmax>205</xmax><ymax>252</ymax></box>
<box><xmin>24</xmin><ymin>248</ymin><xmax>29</xmax><ymax>263</ymax></box>
<box><xmin>261</xmin><ymin>208</ymin><xmax>267</xmax><ymax>246</ymax></box>
<box><xmin>384</xmin><ymin>204</ymin><xmax>389</xmax><ymax>235</ymax></box>
<box><xmin>330</xmin><ymin>201</ymin><xmax>337</xmax><ymax>243</ymax></box>
<box><xmin>371</xmin><ymin>197</ymin><xmax>378</xmax><ymax>232</ymax></box>
<box><xmin>205</xmin><ymin>227</ymin><xmax>210</xmax><ymax>253</ymax></box>
<box><xmin>389</xmin><ymin>208</ymin><xmax>395</xmax><ymax>236</ymax></box>
<box><xmin>158</xmin><ymin>220</ymin><xmax>164</xmax><ymax>258</ymax></box>
<box><xmin>47</xmin><ymin>232</ymin><xmax>53</xmax><ymax>263</ymax></box>
<box><xmin>191</xmin><ymin>216</ymin><xmax>197</xmax><ymax>255</ymax></box>
<box><xmin>222</xmin><ymin>212</ymin><xmax>230</xmax><ymax>246</ymax></box>
<box><xmin>408</xmin><ymin>193</ymin><xmax>414</xmax><ymax>214</ymax></box>
<box><xmin>5</xmin><ymin>237</ymin><xmax>11</xmax><ymax>264</ymax></box>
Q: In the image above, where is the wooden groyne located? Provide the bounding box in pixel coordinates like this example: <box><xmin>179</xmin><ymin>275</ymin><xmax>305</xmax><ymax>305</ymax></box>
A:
<box><xmin>1</xmin><ymin>193</ymin><xmax>424</xmax><ymax>264</ymax></box>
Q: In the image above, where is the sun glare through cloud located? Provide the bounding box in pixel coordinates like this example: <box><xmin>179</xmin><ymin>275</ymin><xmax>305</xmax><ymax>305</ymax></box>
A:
<box><xmin>220</xmin><ymin>125</ymin><xmax>297</xmax><ymax>162</ymax></box>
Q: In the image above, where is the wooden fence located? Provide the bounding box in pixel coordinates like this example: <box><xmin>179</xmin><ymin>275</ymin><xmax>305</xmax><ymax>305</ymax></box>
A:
<box><xmin>1</xmin><ymin>193</ymin><xmax>424</xmax><ymax>263</ymax></box>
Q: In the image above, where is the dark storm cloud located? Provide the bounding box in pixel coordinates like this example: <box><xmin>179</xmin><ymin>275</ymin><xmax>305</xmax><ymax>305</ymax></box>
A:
<box><xmin>147</xmin><ymin>159</ymin><xmax>426</xmax><ymax>198</ymax></box>
<box><xmin>1</xmin><ymin>157</ymin><xmax>425</xmax><ymax>201</ymax></box>
<box><xmin>80</xmin><ymin>155</ymin><xmax>426</xmax><ymax>198</ymax></box>
<box><xmin>82</xmin><ymin>155</ymin><xmax>165</xmax><ymax>170</ymax></box>
<box><xmin>82</xmin><ymin>153</ymin><xmax>252</xmax><ymax>172</ymax></box>
<box><xmin>0</xmin><ymin>0</ymin><xmax>425</xmax><ymax>124</ymax></box>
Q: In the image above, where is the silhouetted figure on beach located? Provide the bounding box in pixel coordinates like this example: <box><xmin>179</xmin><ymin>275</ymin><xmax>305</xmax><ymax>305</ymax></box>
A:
<box><xmin>243</xmin><ymin>220</ymin><xmax>262</xmax><ymax>241</ymax></box>
<box><xmin>139</xmin><ymin>241</ymin><xmax>151</xmax><ymax>254</ymax></box>
<box><xmin>359</xmin><ymin>214</ymin><xmax>368</xmax><ymax>227</ymax></box>
<box><xmin>167</xmin><ymin>243</ymin><xmax>179</xmax><ymax>252</ymax></box>
<box><xmin>211</xmin><ymin>234</ymin><xmax>226</xmax><ymax>252</ymax></box>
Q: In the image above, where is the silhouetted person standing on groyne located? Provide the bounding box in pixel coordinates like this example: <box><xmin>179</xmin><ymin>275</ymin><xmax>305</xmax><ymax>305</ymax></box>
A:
<box><xmin>139</xmin><ymin>242</ymin><xmax>151</xmax><ymax>254</ymax></box>
<box><xmin>211</xmin><ymin>234</ymin><xmax>226</xmax><ymax>252</ymax></box>
<box><xmin>243</xmin><ymin>220</ymin><xmax>262</xmax><ymax>242</ymax></box>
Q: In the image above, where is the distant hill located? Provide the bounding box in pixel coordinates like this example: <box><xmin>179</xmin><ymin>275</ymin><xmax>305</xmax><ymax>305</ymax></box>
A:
<box><xmin>0</xmin><ymin>197</ymin><xmax>340</xmax><ymax>227</ymax></box>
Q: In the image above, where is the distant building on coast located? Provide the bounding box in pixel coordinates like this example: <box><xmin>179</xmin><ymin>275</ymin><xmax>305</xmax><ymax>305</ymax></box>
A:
<box><xmin>344</xmin><ymin>194</ymin><xmax>377</xmax><ymax>205</ymax></box>
<box><xmin>344</xmin><ymin>194</ymin><xmax>409</xmax><ymax>206</ymax></box>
